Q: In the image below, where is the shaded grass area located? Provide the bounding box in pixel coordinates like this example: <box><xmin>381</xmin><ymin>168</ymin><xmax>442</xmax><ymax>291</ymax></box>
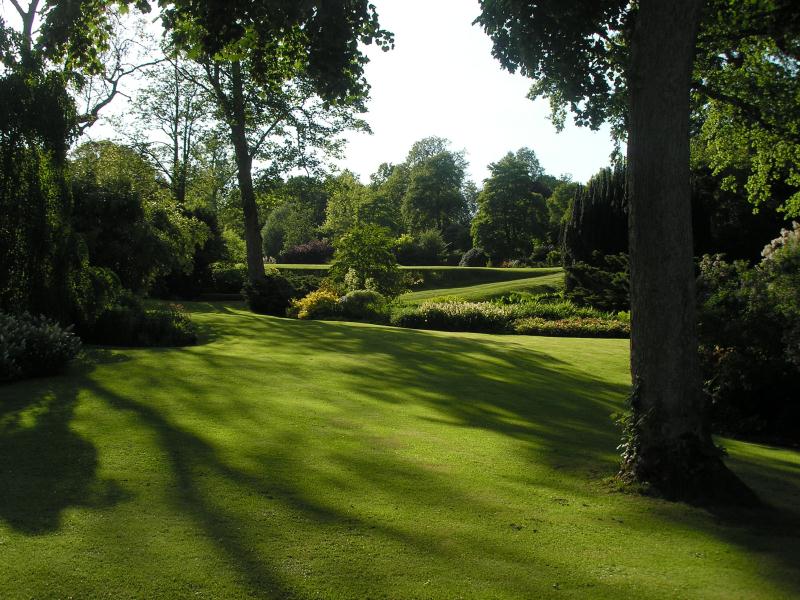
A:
<box><xmin>400</xmin><ymin>271</ymin><xmax>564</xmax><ymax>304</ymax></box>
<box><xmin>0</xmin><ymin>303</ymin><xmax>798</xmax><ymax>599</ymax></box>
<box><xmin>276</xmin><ymin>264</ymin><xmax>562</xmax><ymax>291</ymax></box>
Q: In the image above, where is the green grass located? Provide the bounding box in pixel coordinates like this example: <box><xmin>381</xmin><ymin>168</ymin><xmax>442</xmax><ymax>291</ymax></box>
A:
<box><xmin>400</xmin><ymin>271</ymin><xmax>565</xmax><ymax>303</ymax></box>
<box><xmin>1</xmin><ymin>303</ymin><xmax>798</xmax><ymax>599</ymax></box>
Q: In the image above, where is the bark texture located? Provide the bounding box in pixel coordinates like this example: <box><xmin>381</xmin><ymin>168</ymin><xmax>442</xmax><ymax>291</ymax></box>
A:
<box><xmin>229</xmin><ymin>61</ymin><xmax>265</xmax><ymax>281</ymax></box>
<box><xmin>623</xmin><ymin>0</ymin><xmax>757</xmax><ymax>504</ymax></box>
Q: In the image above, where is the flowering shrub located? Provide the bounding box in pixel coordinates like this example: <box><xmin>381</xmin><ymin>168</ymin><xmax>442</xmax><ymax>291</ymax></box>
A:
<box><xmin>1</xmin><ymin>313</ymin><xmax>82</xmax><ymax>381</ymax></box>
<box><xmin>289</xmin><ymin>289</ymin><xmax>341</xmax><ymax>320</ymax></box>
<box><xmin>391</xmin><ymin>301</ymin><xmax>511</xmax><ymax>333</ymax></box>
<box><xmin>513</xmin><ymin>317</ymin><xmax>629</xmax><ymax>338</ymax></box>
<box><xmin>391</xmin><ymin>295</ymin><xmax>626</xmax><ymax>337</ymax></box>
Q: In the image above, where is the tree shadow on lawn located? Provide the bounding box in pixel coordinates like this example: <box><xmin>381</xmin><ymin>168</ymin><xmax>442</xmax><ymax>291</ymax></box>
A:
<box><xmin>0</xmin><ymin>354</ymin><xmax>128</xmax><ymax>535</ymax></box>
<box><xmin>234</xmin><ymin>314</ymin><xmax>800</xmax><ymax>595</ymax></box>
<box><xmin>80</xmin><ymin>375</ymin><xmax>639</xmax><ymax>598</ymax></box>
<box><xmin>5</xmin><ymin>305</ymin><xmax>799</xmax><ymax>596</ymax></box>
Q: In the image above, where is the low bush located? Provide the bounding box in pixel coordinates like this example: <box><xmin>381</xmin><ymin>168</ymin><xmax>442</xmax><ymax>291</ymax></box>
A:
<box><xmin>0</xmin><ymin>312</ymin><xmax>82</xmax><ymax>382</ymax></box>
<box><xmin>391</xmin><ymin>301</ymin><xmax>510</xmax><ymax>333</ymax></box>
<box><xmin>394</xmin><ymin>230</ymin><xmax>449</xmax><ymax>265</ymax></box>
<box><xmin>85</xmin><ymin>297</ymin><xmax>197</xmax><ymax>347</ymax></box>
<box><xmin>280</xmin><ymin>239</ymin><xmax>334</xmax><ymax>264</ymax></box>
<box><xmin>339</xmin><ymin>289</ymin><xmax>389</xmax><ymax>322</ymax></box>
<box><xmin>494</xmin><ymin>293</ymin><xmax>607</xmax><ymax>320</ymax></box>
<box><xmin>564</xmin><ymin>252</ymin><xmax>629</xmax><ymax>312</ymax></box>
<box><xmin>242</xmin><ymin>271</ymin><xmax>296</xmax><ymax>316</ymax></box>
<box><xmin>210</xmin><ymin>262</ymin><xmax>247</xmax><ymax>294</ymax></box>
<box><xmin>289</xmin><ymin>289</ymin><xmax>341</xmax><ymax>320</ymax></box>
<box><xmin>390</xmin><ymin>295</ymin><xmax>626</xmax><ymax>337</ymax></box>
<box><xmin>285</xmin><ymin>273</ymin><xmax>324</xmax><ymax>299</ymax></box>
<box><xmin>513</xmin><ymin>317</ymin><xmax>629</xmax><ymax>338</ymax></box>
<box><xmin>459</xmin><ymin>248</ymin><xmax>490</xmax><ymax>267</ymax></box>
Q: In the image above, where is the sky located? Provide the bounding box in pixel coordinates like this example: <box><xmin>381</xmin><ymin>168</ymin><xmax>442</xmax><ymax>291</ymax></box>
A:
<box><xmin>337</xmin><ymin>0</ymin><xmax>617</xmax><ymax>185</ymax></box>
<box><xmin>1</xmin><ymin>0</ymin><xmax>616</xmax><ymax>186</ymax></box>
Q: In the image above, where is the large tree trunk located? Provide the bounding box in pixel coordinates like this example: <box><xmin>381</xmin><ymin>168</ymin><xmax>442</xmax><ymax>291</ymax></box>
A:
<box><xmin>229</xmin><ymin>61</ymin><xmax>266</xmax><ymax>281</ymax></box>
<box><xmin>623</xmin><ymin>0</ymin><xmax>756</xmax><ymax>504</ymax></box>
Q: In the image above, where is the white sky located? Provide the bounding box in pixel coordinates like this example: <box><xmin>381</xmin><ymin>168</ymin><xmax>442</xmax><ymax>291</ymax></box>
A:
<box><xmin>339</xmin><ymin>0</ymin><xmax>617</xmax><ymax>185</ymax></box>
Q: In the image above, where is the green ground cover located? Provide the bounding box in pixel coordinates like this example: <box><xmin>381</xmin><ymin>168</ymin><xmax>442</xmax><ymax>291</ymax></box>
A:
<box><xmin>400</xmin><ymin>271</ymin><xmax>565</xmax><ymax>304</ymax></box>
<box><xmin>276</xmin><ymin>264</ymin><xmax>562</xmax><ymax>291</ymax></box>
<box><xmin>1</xmin><ymin>303</ymin><xmax>798</xmax><ymax>599</ymax></box>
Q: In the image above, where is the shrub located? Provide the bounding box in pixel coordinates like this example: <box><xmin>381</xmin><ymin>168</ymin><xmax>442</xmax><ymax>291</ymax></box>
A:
<box><xmin>415</xmin><ymin>229</ymin><xmax>448</xmax><ymax>264</ymax></box>
<box><xmin>329</xmin><ymin>224</ymin><xmax>405</xmax><ymax>297</ymax></box>
<box><xmin>210</xmin><ymin>262</ymin><xmax>247</xmax><ymax>293</ymax></box>
<box><xmin>285</xmin><ymin>273</ymin><xmax>324</xmax><ymax>299</ymax></box>
<box><xmin>459</xmin><ymin>248</ymin><xmax>489</xmax><ymax>267</ymax></box>
<box><xmin>504</xmin><ymin>259</ymin><xmax>528</xmax><ymax>268</ymax></box>
<box><xmin>391</xmin><ymin>301</ymin><xmax>510</xmax><ymax>333</ymax></box>
<box><xmin>339</xmin><ymin>289</ymin><xmax>388</xmax><ymax>322</ymax></box>
<box><xmin>290</xmin><ymin>289</ymin><xmax>341</xmax><ymax>320</ymax></box>
<box><xmin>513</xmin><ymin>317</ymin><xmax>629</xmax><ymax>338</ymax></box>
<box><xmin>390</xmin><ymin>294</ymin><xmax>625</xmax><ymax>336</ymax></box>
<box><xmin>242</xmin><ymin>271</ymin><xmax>296</xmax><ymax>316</ymax></box>
<box><xmin>84</xmin><ymin>296</ymin><xmax>197</xmax><ymax>347</ymax></box>
<box><xmin>0</xmin><ymin>312</ymin><xmax>82</xmax><ymax>381</ymax></box>
<box><xmin>697</xmin><ymin>225</ymin><xmax>800</xmax><ymax>441</ymax></box>
<box><xmin>280</xmin><ymin>239</ymin><xmax>334</xmax><ymax>264</ymax></box>
<box><xmin>564</xmin><ymin>252</ymin><xmax>630</xmax><ymax>312</ymax></box>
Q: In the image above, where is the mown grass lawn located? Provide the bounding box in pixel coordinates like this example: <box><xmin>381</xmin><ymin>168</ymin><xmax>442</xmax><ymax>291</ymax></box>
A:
<box><xmin>400</xmin><ymin>271</ymin><xmax>565</xmax><ymax>304</ymax></box>
<box><xmin>1</xmin><ymin>303</ymin><xmax>798</xmax><ymax>599</ymax></box>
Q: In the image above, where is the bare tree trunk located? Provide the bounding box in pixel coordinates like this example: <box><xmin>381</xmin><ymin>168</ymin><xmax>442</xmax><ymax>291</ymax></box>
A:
<box><xmin>230</xmin><ymin>61</ymin><xmax>266</xmax><ymax>281</ymax></box>
<box><xmin>623</xmin><ymin>0</ymin><xmax>756</xmax><ymax>504</ymax></box>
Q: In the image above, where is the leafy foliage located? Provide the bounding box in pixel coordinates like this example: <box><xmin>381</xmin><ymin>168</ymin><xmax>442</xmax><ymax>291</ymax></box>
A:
<box><xmin>0</xmin><ymin>312</ymin><xmax>82</xmax><ymax>382</ymax></box>
<box><xmin>289</xmin><ymin>289</ymin><xmax>341</xmax><ymax>320</ymax></box>
<box><xmin>471</xmin><ymin>149</ymin><xmax>549</xmax><ymax>261</ymax></box>
<box><xmin>241</xmin><ymin>271</ymin><xmax>297</xmax><ymax>316</ymax></box>
<box><xmin>402</xmin><ymin>141</ymin><xmax>470</xmax><ymax>234</ymax></box>
<box><xmin>394</xmin><ymin>230</ymin><xmax>448</xmax><ymax>265</ymax></box>
<box><xmin>697</xmin><ymin>223</ymin><xmax>800</xmax><ymax>441</ymax></box>
<box><xmin>513</xmin><ymin>316</ymin><xmax>629</xmax><ymax>338</ymax></box>
<box><xmin>280</xmin><ymin>239</ymin><xmax>334</xmax><ymax>264</ymax></box>
<box><xmin>329</xmin><ymin>224</ymin><xmax>405</xmax><ymax>297</ymax></box>
<box><xmin>70</xmin><ymin>141</ymin><xmax>209</xmax><ymax>293</ymax></box>
<box><xmin>84</xmin><ymin>298</ymin><xmax>197</xmax><ymax>347</ymax></box>
<box><xmin>338</xmin><ymin>289</ymin><xmax>389</xmax><ymax>322</ymax></box>
<box><xmin>391</xmin><ymin>294</ymin><xmax>623</xmax><ymax>336</ymax></box>
<box><xmin>459</xmin><ymin>248</ymin><xmax>490</xmax><ymax>267</ymax></box>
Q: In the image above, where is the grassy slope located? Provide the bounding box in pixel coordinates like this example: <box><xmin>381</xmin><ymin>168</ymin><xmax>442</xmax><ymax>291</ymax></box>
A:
<box><xmin>400</xmin><ymin>271</ymin><xmax>565</xmax><ymax>304</ymax></box>
<box><xmin>0</xmin><ymin>304</ymin><xmax>798</xmax><ymax>599</ymax></box>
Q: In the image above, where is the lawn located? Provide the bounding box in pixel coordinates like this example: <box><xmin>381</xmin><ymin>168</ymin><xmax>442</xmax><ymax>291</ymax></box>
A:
<box><xmin>1</xmin><ymin>303</ymin><xmax>798</xmax><ymax>599</ymax></box>
<box><xmin>400</xmin><ymin>271</ymin><xmax>565</xmax><ymax>304</ymax></box>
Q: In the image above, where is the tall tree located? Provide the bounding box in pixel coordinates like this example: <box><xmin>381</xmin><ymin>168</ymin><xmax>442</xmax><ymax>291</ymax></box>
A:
<box><xmin>471</xmin><ymin>149</ymin><xmax>548</xmax><ymax>261</ymax></box>
<box><xmin>0</xmin><ymin>0</ymin><xmax>149</xmax><ymax>320</ymax></box>
<box><xmin>401</xmin><ymin>138</ymin><xmax>470</xmax><ymax>234</ymax></box>
<box><xmin>166</xmin><ymin>3</ymin><xmax>392</xmax><ymax>281</ymax></box>
<box><xmin>127</xmin><ymin>51</ymin><xmax>212</xmax><ymax>205</ymax></box>
<box><xmin>476</xmin><ymin>0</ymin><xmax>794</xmax><ymax>501</ymax></box>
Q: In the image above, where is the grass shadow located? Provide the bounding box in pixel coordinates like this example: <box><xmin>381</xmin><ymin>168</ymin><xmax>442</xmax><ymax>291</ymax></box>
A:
<box><xmin>0</xmin><ymin>361</ymin><xmax>128</xmax><ymax>535</ymax></box>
